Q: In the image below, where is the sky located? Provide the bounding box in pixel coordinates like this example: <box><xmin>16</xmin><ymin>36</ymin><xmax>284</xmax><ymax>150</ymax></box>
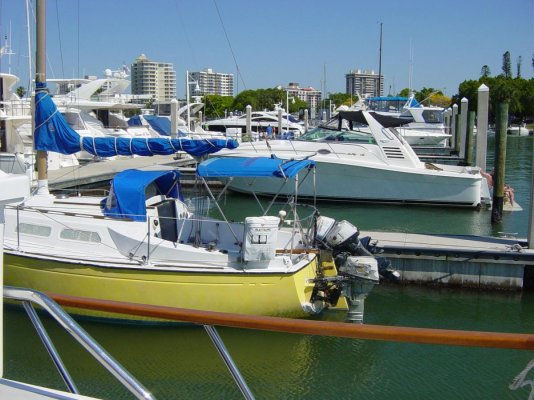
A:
<box><xmin>0</xmin><ymin>0</ymin><xmax>532</xmax><ymax>99</ymax></box>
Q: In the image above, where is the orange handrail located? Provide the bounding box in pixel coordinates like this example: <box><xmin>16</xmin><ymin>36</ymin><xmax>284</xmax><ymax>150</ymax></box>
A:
<box><xmin>49</xmin><ymin>292</ymin><xmax>534</xmax><ymax>351</ymax></box>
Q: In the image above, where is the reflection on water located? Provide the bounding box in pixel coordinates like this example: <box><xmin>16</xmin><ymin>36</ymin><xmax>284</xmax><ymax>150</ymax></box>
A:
<box><xmin>5</xmin><ymin>285</ymin><xmax>534</xmax><ymax>399</ymax></box>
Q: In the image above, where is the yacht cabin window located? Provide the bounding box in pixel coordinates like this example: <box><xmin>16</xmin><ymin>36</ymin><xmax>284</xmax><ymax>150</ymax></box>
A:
<box><xmin>60</xmin><ymin>228</ymin><xmax>101</xmax><ymax>243</ymax></box>
<box><xmin>16</xmin><ymin>223</ymin><xmax>52</xmax><ymax>237</ymax></box>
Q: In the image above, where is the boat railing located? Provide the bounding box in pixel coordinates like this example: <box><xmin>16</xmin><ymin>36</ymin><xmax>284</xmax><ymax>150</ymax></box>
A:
<box><xmin>41</xmin><ymin>291</ymin><xmax>534</xmax><ymax>400</ymax></box>
<box><xmin>3</xmin><ymin>286</ymin><xmax>155</xmax><ymax>400</ymax></box>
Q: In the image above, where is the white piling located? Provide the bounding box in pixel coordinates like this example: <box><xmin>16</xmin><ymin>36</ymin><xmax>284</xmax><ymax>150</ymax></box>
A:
<box><xmin>304</xmin><ymin>109</ymin><xmax>309</xmax><ymax>132</ymax></box>
<box><xmin>459</xmin><ymin>97</ymin><xmax>468</xmax><ymax>159</ymax></box>
<box><xmin>170</xmin><ymin>98</ymin><xmax>179</xmax><ymax>136</ymax></box>
<box><xmin>476</xmin><ymin>84</ymin><xmax>489</xmax><ymax>172</ymax></box>
<box><xmin>246</xmin><ymin>105</ymin><xmax>252</xmax><ymax>140</ymax></box>
<box><xmin>278</xmin><ymin>108</ymin><xmax>283</xmax><ymax>137</ymax></box>
<box><xmin>451</xmin><ymin>104</ymin><xmax>458</xmax><ymax>151</ymax></box>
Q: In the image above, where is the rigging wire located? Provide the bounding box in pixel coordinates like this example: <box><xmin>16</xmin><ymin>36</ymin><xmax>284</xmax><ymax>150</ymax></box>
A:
<box><xmin>212</xmin><ymin>0</ymin><xmax>246</xmax><ymax>92</ymax></box>
<box><xmin>54</xmin><ymin>0</ymin><xmax>65</xmax><ymax>79</ymax></box>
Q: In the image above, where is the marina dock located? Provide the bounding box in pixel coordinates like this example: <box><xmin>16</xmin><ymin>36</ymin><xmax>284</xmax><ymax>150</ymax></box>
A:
<box><xmin>364</xmin><ymin>230</ymin><xmax>533</xmax><ymax>290</ymax></box>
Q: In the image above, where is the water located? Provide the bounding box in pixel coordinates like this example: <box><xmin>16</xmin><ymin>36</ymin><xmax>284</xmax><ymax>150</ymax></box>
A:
<box><xmin>4</xmin><ymin>135</ymin><xmax>534</xmax><ymax>399</ymax></box>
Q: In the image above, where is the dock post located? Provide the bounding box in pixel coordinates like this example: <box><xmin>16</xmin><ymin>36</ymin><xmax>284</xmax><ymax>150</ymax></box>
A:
<box><xmin>278</xmin><ymin>108</ymin><xmax>283</xmax><ymax>138</ymax></box>
<box><xmin>444</xmin><ymin>108</ymin><xmax>451</xmax><ymax>146</ymax></box>
<box><xmin>459</xmin><ymin>97</ymin><xmax>468</xmax><ymax>160</ymax></box>
<box><xmin>455</xmin><ymin>113</ymin><xmax>461</xmax><ymax>155</ymax></box>
<box><xmin>246</xmin><ymin>105</ymin><xmax>252</xmax><ymax>141</ymax></box>
<box><xmin>529</xmin><ymin>140</ymin><xmax>534</xmax><ymax>248</ymax></box>
<box><xmin>170</xmin><ymin>98</ymin><xmax>179</xmax><ymax>136</ymax></box>
<box><xmin>451</xmin><ymin>104</ymin><xmax>458</xmax><ymax>153</ymax></box>
<box><xmin>198</xmin><ymin>111</ymin><xmax>203</xmax><ymax>130</ymax></box>
<box><xmin>304</xmin><ymin>108</ymin><xmax>309</xmax><ymax>133</ymax></box>
<box><xmin>466</xmin><ymin>111</ymin><xmax>475</xmax><ymax>166</ymax></box>
<box><xmin>476</xmin><ymin>84</ymin><xmax>489</xmax><ymax>172</ymax></box>
<box><xmin>491</xmin><ymin>101</ymin><xmax>509</xmax><ymax>223</ymax></box>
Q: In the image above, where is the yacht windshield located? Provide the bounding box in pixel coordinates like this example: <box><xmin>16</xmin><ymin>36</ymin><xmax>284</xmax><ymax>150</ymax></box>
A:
<box><xmin>297</xmin><ymin>125</ymin><xmax>375</xmax><ymax>144</ymax></box>
<box><xmin>422</xmin><ymin>109</ymin><xmax>444</xmax><ymax>123</ymax></box>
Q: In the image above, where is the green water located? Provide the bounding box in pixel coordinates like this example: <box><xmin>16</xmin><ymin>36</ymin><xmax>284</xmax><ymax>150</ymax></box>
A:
<box><xmin>4</xmin><ymin>135</ymin><xmax>534</xmax><ymax>399</ymax></box>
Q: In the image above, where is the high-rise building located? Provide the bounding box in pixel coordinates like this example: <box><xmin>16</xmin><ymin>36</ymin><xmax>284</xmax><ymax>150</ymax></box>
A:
<box><xmin>190</xmin><ymin>68</ymin><xmax>234</xmax><ymax>97</ymax></box>
<box><xmin>345</xmin><ymin>69</ymin><xmax>383</xmax><ymax>97</ymax></box>
<box><xmin>283</xmin><ymin>82</ymin><xmax>322</xmax><ymax>110</ymax></box>
<box><xmin>131</xmin><ymin>54</ymin><xmax>176</xmax><ymax>102</ymax></box>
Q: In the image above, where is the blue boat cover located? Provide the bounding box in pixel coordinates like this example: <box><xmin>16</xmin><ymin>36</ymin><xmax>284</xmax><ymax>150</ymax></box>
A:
<box><xmin>367</xmin><ymin>96</ymin><xmax>408</xmax><ymax>102</ymax></box>
<box><xmin>128</xmin><ymin>114</ymin><xmax>171</xmax><ymax>136</ymax></box>
<box><xmin>197</xmin><ymin>156</ymin><xmax>316</xmax><ymax>179</ymax></box>
<box><xmin>34</xmin><ymin>83</ymin><xmax>238</xmax><ymax>157</ymax></box>
<box><xmin>102</xmin><ymin>169</ymin><xmax>182</xmax><ymax>221</ymax></box>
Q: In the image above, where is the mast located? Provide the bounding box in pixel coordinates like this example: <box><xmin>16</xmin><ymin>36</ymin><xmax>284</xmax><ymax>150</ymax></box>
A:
<box><xmin>35</xmin><ymin>0</ymin><xmax>49</xmax><ymax>194</ymax></box>
<box><xmin>377</xmin><ymin>22</ymin><xmax>383</xmax><ymax>97</ymax></box>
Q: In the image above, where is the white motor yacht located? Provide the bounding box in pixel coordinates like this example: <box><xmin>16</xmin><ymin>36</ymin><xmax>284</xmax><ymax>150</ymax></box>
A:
<box><xmin>216</xmin><ymin>110</ymin><xmax>490</xmax><ymax>208</ymax></box>
<box><xmin>367</xmin><ymin>95</ymin><xmax>451</xmax><ymax>147</ymax></box>
<box><xmin>204</xmin><ymin>109</ymin><xmax>304</xmax><ymax>138</ymax></box>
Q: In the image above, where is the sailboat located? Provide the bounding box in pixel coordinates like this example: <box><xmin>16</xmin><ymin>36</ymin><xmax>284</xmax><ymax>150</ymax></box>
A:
<box><xmin>2</xmin><ymin>0</ymin><xmax>383</xmax><ymax>323</ymax></box>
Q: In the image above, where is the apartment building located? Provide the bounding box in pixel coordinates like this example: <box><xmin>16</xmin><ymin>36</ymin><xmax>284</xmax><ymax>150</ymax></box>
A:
<box><xmin>131</xmin><ymin>54</ymin><xmax>176</xmax><ymax>102</ymax></box>
<box><xmin>345</xmin><ymin>69</ymin><xmax>384</xmax><ymax>97</ymax></box>
<box><xmin>190</xmin><ymin>68</ymin><xmax>234</xmax><ymax>97</ymax></box>
<box><xmin>283</xmin><ymin>82</ymin><xmax>322</xmax><ymax>110</ymax></box>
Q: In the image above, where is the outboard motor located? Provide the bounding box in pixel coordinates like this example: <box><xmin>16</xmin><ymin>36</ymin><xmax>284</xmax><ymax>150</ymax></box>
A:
<box><xmin>313</xmin><ymin>216</ymin><xmax>380</xmax><ymax>323</ymax></box>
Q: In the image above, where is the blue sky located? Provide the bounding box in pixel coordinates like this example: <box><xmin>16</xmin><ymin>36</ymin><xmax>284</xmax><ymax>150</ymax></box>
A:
<box><xmin>0</xmin><ymin>0</ymin><xmax>532</xmax><ymax>98</ymax></box>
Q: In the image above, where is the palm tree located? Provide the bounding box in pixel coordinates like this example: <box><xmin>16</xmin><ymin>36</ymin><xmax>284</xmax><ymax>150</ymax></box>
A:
<box><xmin>16</xmin><ymin>86</ymin><xmax>27</xmax><ymax>98</ymax></box>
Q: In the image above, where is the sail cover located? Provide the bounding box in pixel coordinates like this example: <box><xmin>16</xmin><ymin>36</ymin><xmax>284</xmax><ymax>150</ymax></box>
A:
<box><xmin>34</xmin><ymin>83</ymin><xmax>238</xmax><ymax>157</ymax></box>
<box><xmin>128</xmin><ymin>114</ymin><xmax>171</xmax><ymax>136</ymax></box>
<box><xmin>102</xmin><ymin>169</ymin><xmax>182</xmax><ymax>221</ymax></box>
<box><xmin>197</xmin><ymin>156</ymin><xmax>316</xmax><ymax>179</ymax></box>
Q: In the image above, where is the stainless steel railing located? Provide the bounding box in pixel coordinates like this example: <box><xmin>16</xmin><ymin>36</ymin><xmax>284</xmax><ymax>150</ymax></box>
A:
<box><xmin>4</xmin><ymin>286</ymin><xmax>155</xmax><ymax>400</ymax></box>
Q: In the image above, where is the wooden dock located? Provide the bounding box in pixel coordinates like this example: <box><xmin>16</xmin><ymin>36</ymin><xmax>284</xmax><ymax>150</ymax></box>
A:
<box><xmin>363</xmin><ymin>230</ymin><xmax>533</xmax><ymax>290</ymax></box>
<box><xmin>48</xmin><ymin>154</ymin><xmax>196</xmax><ymax>190</ymax></box>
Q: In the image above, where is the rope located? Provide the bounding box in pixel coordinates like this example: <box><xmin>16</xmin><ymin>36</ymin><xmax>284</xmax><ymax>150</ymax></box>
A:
<box><xmin>510</xmin><ymin>359</ymin><xmax>534</xmax><ymax>400</ymax></box>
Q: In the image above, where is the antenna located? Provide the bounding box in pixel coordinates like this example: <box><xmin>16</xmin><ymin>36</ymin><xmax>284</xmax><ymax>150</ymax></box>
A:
<box><xmin>1</xmin><ymin>22</ymin><xmax>16</xmax><ymax>74</ymax></box>
<box><xmin>409</xmin><ymin>38</ymin><xmax>414</xmax><ymax>92</ymax></box>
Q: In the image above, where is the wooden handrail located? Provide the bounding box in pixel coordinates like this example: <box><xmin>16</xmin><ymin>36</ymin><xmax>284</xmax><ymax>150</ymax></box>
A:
<box><xmin>49</xmin><ymin>292</ymin><xmax>534</xmax><ymax>351</ymax></box>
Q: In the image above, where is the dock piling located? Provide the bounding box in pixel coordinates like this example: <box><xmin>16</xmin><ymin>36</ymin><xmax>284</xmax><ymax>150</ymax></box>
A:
<box><xmin>246</xmin><ymin>105</ymin><xmax>252</xmax><ymax>140</ymax></box>
<box><xmin>459</xmin><ymin>97</ymin><xmax>468</xmax><ymax>159</ymax></box>
<box><xmin>451</xmin><ymin>104</ymin><xmax>458</xmax><ymax>151</ymax></box>
<box><xmin>466</xmin><ymin>111</ymin><xmax>475</xmax><ymax>166</ymax></box>
<box><xmin>491</xmin><ymin>102</ymin><xmax>509</xmax><ymax>224</ymax></box>
<box><xmin>476</xmin><ymin>84</ymin><xmax>489</xmax><ymax>172</ymax></box>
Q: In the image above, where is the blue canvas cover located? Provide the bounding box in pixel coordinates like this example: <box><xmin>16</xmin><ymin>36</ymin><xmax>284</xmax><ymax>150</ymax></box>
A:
<box><xmin>34</xmin><ymin>83</ymin><xmax>238</xmax><ymax>157</ymax></box>
<box><xmin>128</xmin><ymin>115</ymin><xmax>171</xmax><ymax>136</ymax></box>
<box><xmin>197</xmin><ymin>156</ymin><xmax>316</xmax><ymax>179</ymax></box>
<box><xmin>102</xmin><ymin>169</ymin><xmax>181</xmax><ymax>221</ymax></box>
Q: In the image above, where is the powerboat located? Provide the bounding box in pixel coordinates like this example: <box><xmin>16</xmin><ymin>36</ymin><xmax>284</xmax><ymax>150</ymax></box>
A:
<box><xmin>367</xmin><ymin>94</ymin><xmax>451</xmax><ymax>147</ymax></box>
<box><xmin>204</xmin><ymin>109</ymin><xmax>304</xmax><ymax>139</ymax></box>
<box><xmin>216</xmin><ymin>110</ymin><xmax>490</xmax><ymax>208</ymax></box>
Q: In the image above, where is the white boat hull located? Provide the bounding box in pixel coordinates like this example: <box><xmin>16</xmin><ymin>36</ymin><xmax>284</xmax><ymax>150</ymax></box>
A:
<box><xmin>228</xmin><ymin>157</ymin><xmax>483</xmax><ymax>206</ymax></box>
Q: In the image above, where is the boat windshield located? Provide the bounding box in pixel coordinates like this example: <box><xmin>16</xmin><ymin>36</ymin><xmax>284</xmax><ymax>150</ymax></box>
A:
<box><xmin>297</xmin><ymin>126</ymin><xmax>376</xmax><ymax>144</ymax></box>
<box><xmin>422</xmin><ymin>109</ymin><xmax>444</xmax><ymax>124</ymax></box>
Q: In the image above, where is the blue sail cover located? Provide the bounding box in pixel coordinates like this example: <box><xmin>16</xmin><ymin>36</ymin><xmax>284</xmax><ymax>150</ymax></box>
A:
<box><xmin>102</xmin><ymin>169</ymin><xmax>182</xmax><ymax>221</ymax></box>
<box><xmin>34</xmin><ymin>84</ymin><xmax>238</xmax><ymax>157</ymax></box>
<box><xmin>128</xmin><ymin>114</ymin><xmax>171</xmax><ymax>136</ymax></box>
<box><xmin>197</xmin><ymin>156</ymin><xmax>316</xmax><ymax>179</ymax></box>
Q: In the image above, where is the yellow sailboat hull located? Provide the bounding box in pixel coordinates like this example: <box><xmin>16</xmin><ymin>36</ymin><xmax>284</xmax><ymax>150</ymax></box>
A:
<box><xmin>4</xmin><ymin>253</ymin><xmax>323</xmax><ymax>323</ymax></box>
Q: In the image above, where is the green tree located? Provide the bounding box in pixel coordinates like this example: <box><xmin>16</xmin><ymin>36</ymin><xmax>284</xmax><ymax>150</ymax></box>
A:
<box><xmin>327</xmin><ymin>92</ymin><xmax>358</xmax><ymax>107</ymax></box>
<box><xmin>502</xmin><ymin>51</ymin><xmax>512</xmax><ymax>78</ymax></box>
<box><xmin>415</xmin><ymin>87</ymin><xmax>443</xmax><ymax>104</ymax></box>
<box><xmin>516</xmin><ymin>56</ymin><xmax>522</xmax><ymax>78</ymax></box>
<box><xmin>15</xmin><ymin>86</ymin><xmax>26</xmax><ymax>98</ymax></box>
<box><xmin>480</xmin><ymin>65</ymin><xmax>491</xmax><ymax>78</ymax></box>
<box><xmin>203</xmin><ymin>94</ymin><xmax>234</xmax><ymax>119</ymax></box>
<box><xmin>398</xmin><ymin>88</ymin><xmax>411</xmax><ymax>97</ymax></box>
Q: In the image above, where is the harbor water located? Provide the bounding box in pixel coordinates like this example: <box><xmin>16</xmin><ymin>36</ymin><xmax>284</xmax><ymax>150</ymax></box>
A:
<box><xmin>4</xmin><ymin>135</ymin><xmax>534</xmax><ymax>399</ymax></box>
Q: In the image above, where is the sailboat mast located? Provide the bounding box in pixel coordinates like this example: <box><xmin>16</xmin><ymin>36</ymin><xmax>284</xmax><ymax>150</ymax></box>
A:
<box><xmin>35</xmin><ymin>0</ymin><xmax>48</xmax><ymax>192</ymax></box>
<box><xmin>378</xmin><ymin>22</ymin><xmax>382</xmax><ymax>97</ymax></box>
